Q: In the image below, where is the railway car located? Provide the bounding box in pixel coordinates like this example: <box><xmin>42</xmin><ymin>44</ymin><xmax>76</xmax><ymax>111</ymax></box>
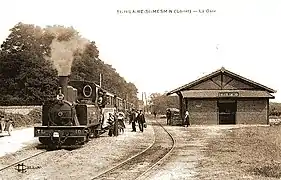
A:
<box><xmin>34</xmin><ymin>76</ymin><xmax>128</xmax><ymax>149</ymax></box>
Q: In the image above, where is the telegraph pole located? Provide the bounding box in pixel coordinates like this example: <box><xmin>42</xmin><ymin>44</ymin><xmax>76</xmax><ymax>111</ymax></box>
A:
<box><xmin>141</xmin><ymin>92</ymin><xmax>145</xmax><ymax>112</ymax></box>
<box><xmin>144</xmin><ymin>92</ymin><xmax>148</xmax><ymax>114</ymax></box>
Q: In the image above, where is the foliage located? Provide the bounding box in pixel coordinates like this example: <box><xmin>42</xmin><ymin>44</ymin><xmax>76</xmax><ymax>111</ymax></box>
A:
<box><xmin>0</xmin><ymin>22</ymin><xmax>58</xmax><ymax>105</ymax></box>
<box><xmin>0</xmin><ymin>108</ymin><xmax>41</xmax><ymax>127</ymax></box>
<box><xmin>269</xmin><ymin>102</ymin><xmax>281</xmax><ymax>116</ymax></box>
<box><xmin>0</xmin><ymin>22</ymin><xmax>138</xmax><ymax>106</ymax></box>
<box><xmin>148</xmin><ymin>93</ymin><xmax>179</xmax><ymax>114</ymax></box>
<box><xmin>70</xmin><ymin>41</ymin><xmax>138</xmax><ymax>106</ymax></box>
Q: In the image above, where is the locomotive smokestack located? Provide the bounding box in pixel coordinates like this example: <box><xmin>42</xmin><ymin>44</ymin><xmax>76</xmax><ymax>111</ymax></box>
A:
<box><xmin>58</xmin><ymin>75</ymin><xmax>69</xmax><ymax>96</ymax></box>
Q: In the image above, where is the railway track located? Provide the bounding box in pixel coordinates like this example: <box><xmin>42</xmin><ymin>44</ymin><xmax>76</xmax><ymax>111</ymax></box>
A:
<box><xmin>92</xmin><ymin>119</ymin><xmax>175</xmax><ymax>180</ymax></box>
<box><xmin>0</xmin><ymin>150</ymin><xmax>46</xmax><ymax>172</ymax></box>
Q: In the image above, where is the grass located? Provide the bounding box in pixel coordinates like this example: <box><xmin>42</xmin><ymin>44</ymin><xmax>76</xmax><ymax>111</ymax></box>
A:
<box><xmin>198</xmin><ymin>125</ymin><xmax>281</xmax><ymax>179</ymax></box>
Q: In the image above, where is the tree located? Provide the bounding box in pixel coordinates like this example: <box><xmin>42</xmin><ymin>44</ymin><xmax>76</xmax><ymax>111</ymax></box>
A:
<box><xmin>0</xmin><ymin>22</ymin><xmax>138</xmax><ymax>106</ymax></box>
<box><xmin>70</xmin><ymin>41</ymin><xmax>138</xmax><ymax>106</ymax></box>
<box><xmin>148</xmin><ymin>93</ymin><xmax>179</xmax><ymax>114</ymax></box>
<box><xmin>70</xmin><ymin>41</ymin><xmax>100</xmax><ymax>81</ymax></box>
<box><xmin>0</xmin><ymin>22</ymin><xmax>58</xmax><ymax>105</ymax></box>
<box><xmin>125</xmin><ymin>82</ymin><xmax>139</xmax><ymax>106</ymax></box>
<box><xmin>269</xmin><ymin>102</ymin><xmax>281</xmax><ymax>116</ymax></box>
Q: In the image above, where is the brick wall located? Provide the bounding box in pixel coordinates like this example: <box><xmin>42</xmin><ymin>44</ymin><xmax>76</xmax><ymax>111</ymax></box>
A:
<box><xmin>236</xmin><ymin>99</ymin><xmax>268</xmax><ymax>124</ymax></box>
<box><xmin>188</xmin><ymin>99</ymin><xmax>218</xmax><ymax>125</ymax></box>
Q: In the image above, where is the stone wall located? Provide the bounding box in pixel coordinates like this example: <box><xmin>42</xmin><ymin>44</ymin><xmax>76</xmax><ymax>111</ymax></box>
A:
<box><xmin>0</xmin><ymin>106</ymin><xmax>42</xmax><ymax>115</ymax></box>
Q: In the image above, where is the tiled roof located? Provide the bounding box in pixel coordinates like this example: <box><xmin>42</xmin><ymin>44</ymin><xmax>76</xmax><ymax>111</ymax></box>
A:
<box><xmin>167</xmin><ymin>67</ymin><xmax>276</xmax><ymax>95</ymax></box>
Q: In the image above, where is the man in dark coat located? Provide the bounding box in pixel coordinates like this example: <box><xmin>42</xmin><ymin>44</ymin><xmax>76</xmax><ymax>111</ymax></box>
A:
<box><xmin>153</xmin><ymin>111</ymin><xmax>157</xmax><ymax>118</ymax></box>
<box><xmin>107</xmin><ymin>113</ymin><xmax>115</xmax><ymax>136</ymax></box>
<box><xmin>98</xmin><ymin>91</ymin><xmax>107</xmax><ymax>108</ymax></box>
<box><xmin>129</xmin><ymin>109</ymin><xmax>136</xmax><ymax>132</ymax></box>
<box><xmin>136</xmin><ymin>110</ymin><xmax>146</xmax><ymax>132</ymax></box>
<box><xmin>166</xmin><ymin>109</ymin><xmax>172</xmax><ymax>125</ymax></box>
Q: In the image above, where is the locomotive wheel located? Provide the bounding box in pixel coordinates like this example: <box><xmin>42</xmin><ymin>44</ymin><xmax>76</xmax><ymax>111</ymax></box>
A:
<box><xmin>89</xmin><ymin>130</ymin><xmax>99</xmax><ymax>138</ymax></box>
<box><xmin>89</xmin><ymin>129</ymin><xmax>95</xmax><ymax>138</ymax></box>
<box><xmin>7</xmin><ymin>123</ymin><xmax>13</xmax><ymax>136</ymax></box>
<box><xmin>108</xmin><ymin>129</ymin><xmax>113</xmax><ymax>137</ymax></box>
<box><xmin>39</xmin><ymin>137</ymin><xmax>49</xmax><ymax>144</ymax></box>
<box><xmin>86</xmin><ymin>134</ymin><xmax>90</xmax><ymax>142</ymax></box>
<box><xmin>93</xmin><ymin>129</ymin><xmax>100</xmax><ymax>138</ymax></box>
<box><xmin>89</xmin><ymin>127</ymin><xmax>100</xmax><ymax>138</ymax></box>
<box><xmin>71</xmin><ymin>137</ymin><xmax>85</xmax><ymax>145</ymax></box>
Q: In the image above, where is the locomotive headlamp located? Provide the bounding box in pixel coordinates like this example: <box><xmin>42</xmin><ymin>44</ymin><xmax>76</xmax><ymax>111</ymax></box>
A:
<box><xmin>57</xmin><ymin>94</ymin><xmax>64</xmax><ymax>101</ymax></box>
<box><xmin>53</xmin><ymin>132</ymin><xmax>59</xmax><ymax>137</ymax></box>
<box><xmin>57</xmin><ymin>87</ymin><xmax>64</xmax><ymax>101</ymax></box>
<box><xmin>58</xmin><ymin>111</ymin><xmax>63</xmax><ymax>117</ymax></box>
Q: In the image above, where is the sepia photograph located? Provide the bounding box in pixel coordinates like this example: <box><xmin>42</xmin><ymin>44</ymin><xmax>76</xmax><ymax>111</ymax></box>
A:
<box><xmin>0</xmin><ymin>0</ymin><xmax>281</xmax><ymax>179</ymax></box>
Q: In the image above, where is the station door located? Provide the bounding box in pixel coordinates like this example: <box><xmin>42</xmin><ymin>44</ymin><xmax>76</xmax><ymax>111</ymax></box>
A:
<box><xmin>217</xmin><ymin>100</ymin><xmax>237</xmax><ymax>124</ymax></box>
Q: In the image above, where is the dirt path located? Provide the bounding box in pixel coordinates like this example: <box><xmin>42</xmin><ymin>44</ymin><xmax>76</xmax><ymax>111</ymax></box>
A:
<box><xmin>0</xmin><ymin>120</ymin><xmax>155</xmax><ymax>180</ymax></box>
<box><xmin>0</xmin><ymin>127</ymin><xmax>38</xmax><ymax>158</ymax></box>
<box><xmin>142</xmin><ymin>119</ymin><xmax>278</xmax><ymax>180</ymax></box>
<box><xmin>141</xmin><ymin>119</ymin><xmax>213</xmax><ymax>180</ymax></box>
<box><xmin>93</xmin><ymin>119</ymin><xmax>173</xmax><ymax>180</ymax></box>
<box><xmin>2</xmin><ymin>118</ymin><xmax>280</xmax><ymax>180</ymax></box>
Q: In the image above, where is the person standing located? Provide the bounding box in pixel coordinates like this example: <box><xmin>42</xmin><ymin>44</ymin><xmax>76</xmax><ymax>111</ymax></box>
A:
<box><xmin>0</xmin><ymin>115</ymin><xmax>6</xmax><ymax>132</ymax></box>
<box><xmin>136</xmin><ymin>110</ymin><xmax>146</xmax><ymax>132</ymax></box>
<box><xmin>153</xmin><ymin>111</ymin><xmax>157</xmax><ymax>118</ymax></box>
<box><xmin>184</xmin><ymin>110</ymin><xmax>190</xmax><ymax>127</ymax></box>
<box><xmin>166</xmin><ymin>109</ymin><xmax>172</xmax><ymax>125</ymax></box>
<box><xmin>125</xmin><ymin>110</ymin><xmax>130</xmax><ymax>123</ymax></box>
<box><xmin>107</xmin><ymin>113</ymin><xmax>115</xmax><ymax>136</ymax></box>
<box><xmin>129</xmin><ymin>109</ymin><xmax>136</xmax><ymax>132</ymax></box>
<box><xmin>117</xmin><ymin>112</ymin><xmax>126</xmax><ymax>131</ymax></box>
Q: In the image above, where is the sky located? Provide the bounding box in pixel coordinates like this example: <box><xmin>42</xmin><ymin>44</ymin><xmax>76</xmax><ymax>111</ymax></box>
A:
<box><xmin>0</xmin><ymin>0</ymin><xmax>281</xmax><ymax>102</ymax></box>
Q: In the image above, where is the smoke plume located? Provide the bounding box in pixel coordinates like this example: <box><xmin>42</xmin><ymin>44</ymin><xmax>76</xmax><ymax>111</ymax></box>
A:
<box><xmin>46</xmin><ymin>26</ymin><xmax>90</xmax><ymax>76</ymax></box>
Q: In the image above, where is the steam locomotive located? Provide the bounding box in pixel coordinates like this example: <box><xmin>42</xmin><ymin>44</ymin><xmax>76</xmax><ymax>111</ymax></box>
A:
<box><xmin>34</xmin><ymin>76</ymin><xmax>134</xmax><ymax>149</ymax></box>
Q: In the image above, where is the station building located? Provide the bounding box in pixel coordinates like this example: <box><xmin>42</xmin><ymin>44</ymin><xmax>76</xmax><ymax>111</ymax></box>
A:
<box><xmin>166</xmin><ymin>67</ymin><xmax>276</xmax><ymax>125</ymax></box>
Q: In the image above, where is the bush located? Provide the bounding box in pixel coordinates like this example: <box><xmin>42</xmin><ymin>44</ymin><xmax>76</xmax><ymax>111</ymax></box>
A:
<box><xmin>27</xmin><ymin>108</ymin><xmax>42</xmax><ymax>124</ymax></box>
<box><xmin>0</xmin><ymin>108</ymin><xmax>42</xmax><ymax>127</ymax></box>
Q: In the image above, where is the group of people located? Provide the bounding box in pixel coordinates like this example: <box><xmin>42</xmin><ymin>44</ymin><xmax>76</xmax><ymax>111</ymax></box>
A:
<box><xmin>128</xmin><ymin>109</ymin><xmax>146</xmax><ymax>132</ymax></box>
<box><xmin>106</xmin><ymin>110</ymin><xmax>127</xmax><ymax>136</ymax></box>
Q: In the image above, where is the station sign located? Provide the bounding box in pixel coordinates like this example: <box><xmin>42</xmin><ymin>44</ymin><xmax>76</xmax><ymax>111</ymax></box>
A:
<box><xmin>218</xmin><ymin>92</ymin><xmax>239</xmax><ymax>97</ymax></box>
